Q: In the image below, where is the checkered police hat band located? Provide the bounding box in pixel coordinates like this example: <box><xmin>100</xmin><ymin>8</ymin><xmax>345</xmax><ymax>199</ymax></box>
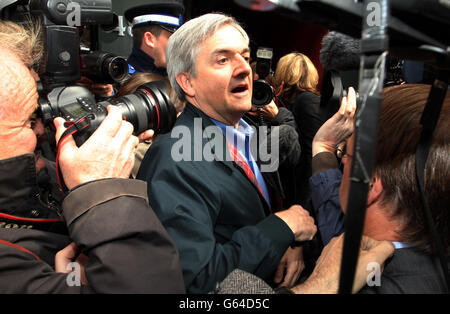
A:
<box><xmin>132</xmin><ymin>14</ymin><xmax>180</xmax><ymax>27</ymax></box>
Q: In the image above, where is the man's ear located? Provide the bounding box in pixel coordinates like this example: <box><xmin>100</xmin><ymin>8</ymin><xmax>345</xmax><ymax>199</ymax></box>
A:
<box><xmin>367</xmin><ymin>175</ymin><xmax>383</xmax><ymax>206</ymax></box>
<box><xmin>143</xmin><ymin>31</ymin><xmax>156</xmax><ymax>48</ymax></box>
<box><xmin>176</xmin><ymin>72</ymin><xmax>195</xmax><ymax>98</ymax></box>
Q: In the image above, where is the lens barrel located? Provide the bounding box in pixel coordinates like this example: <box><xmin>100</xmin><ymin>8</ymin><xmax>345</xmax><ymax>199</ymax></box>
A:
<box><xmin>252</xmin><ymin>79</ymin><xmax>275</xmax><ymax>107</ymax></box>
<box><xmin>37</xmin><ymin>80</ymin><xmax>177</xmax><ymax>148</ymax></box>
<box><xmin>81</xmin><ymin>51</ymin><xmax>129</xmax><ymax>84</ymax></box>
<box><xmin>108</xmin><ymin>81</ymin><xmax>177</xmax><ymax>135</ymax></box>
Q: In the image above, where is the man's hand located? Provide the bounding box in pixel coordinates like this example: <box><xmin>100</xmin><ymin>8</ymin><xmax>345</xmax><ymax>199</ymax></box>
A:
<box><xmin>137</xmin><ymin>129</ymin><xmax>155</xmax><ymax>143</ymax></box>
<box><xmin>291</xmin><ymin>234</ymin><xmax>395</xmax><ymax>294</ymax></box>
<box><xmin>312</xmin><ymin>87</ymin><xmax>357</xmax><ymax>156</ymax></box>
<box><xmin>54</xmin><ymin>105</ymin><xmax>139</xmax><ymax>190</ymax></box>
<box><xmin>248</xmin><ymin>100</ymin><xmax>279</xmax><ymax>120</ymax></box>
<box><xmin>274</xmin><ymin>246</ymin><xmax>305</xmax><ymax>288</ymax></box>
<box><xmin>55</xmin><ymin>242</ymin><xmax>88</xmax><ymax>285</ymax></box>
<box><xmin>77</xmin><ymin>76</ymin><xmax>114</xmax><ymax>97</ymax></box>
<box><xmin>275</xmin><ymin>205</ymin><xmax>317</xmax><ymax>242</ymax></box>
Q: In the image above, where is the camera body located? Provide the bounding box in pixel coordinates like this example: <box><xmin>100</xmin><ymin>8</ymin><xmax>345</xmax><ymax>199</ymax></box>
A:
<box><xmin>252</xmin><ymin>47</ymin><xmax>275</xmax><ymax>107</ymax></box>
<box><xmin>39</xmin><ymin>85</ymin><xmax>106</xmax><ymax>146</ymax></box>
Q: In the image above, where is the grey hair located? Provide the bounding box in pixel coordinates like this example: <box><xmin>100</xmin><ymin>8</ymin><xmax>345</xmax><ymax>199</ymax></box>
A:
<box><xmin>166</xmin><ymin>13</ymin><xmax>249</xmax><ymax>102</ymax></box>
<box><xmin>0</xmin><ymin>20</ymin><xmax>43</xmax><ymax>70</ymax></box>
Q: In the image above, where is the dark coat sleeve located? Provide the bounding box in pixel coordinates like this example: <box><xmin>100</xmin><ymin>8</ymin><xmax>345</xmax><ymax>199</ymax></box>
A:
<box><xmin>309</xmin><ymin>152</ymin><xmax>345</xmax><ymax>246</ymax></box>
<box><xmin>271</xmin><ymin>107</ymin><xmax>297</xmax><ymax>129</ymax></box>
<box><xmin>0</xmin><ymin>178</ymin><xmax>185</xmax><ymax>294</ymax></box>
<box><xmin>0</xmin><ymin>241</ymin><xmax>79</xmax><ymax>293</ymax></box>
<box><xmin>271</xmin><ymin>107</ymin><xmax>301</xmax><ymax>166</ymax></box>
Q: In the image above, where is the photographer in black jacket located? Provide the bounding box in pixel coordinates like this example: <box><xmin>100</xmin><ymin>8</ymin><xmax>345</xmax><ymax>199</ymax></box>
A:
<box><xmin>0</xmin><ymin>20</ymin><xmax>184</xmax><ymax>294</ymax></box>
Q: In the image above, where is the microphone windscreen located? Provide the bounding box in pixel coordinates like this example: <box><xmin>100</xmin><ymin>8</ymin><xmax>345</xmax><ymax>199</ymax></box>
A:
<box><xmin>320</xmin><ymin>31</ymin><xmax>360</xmax><ymax>71</ymax></box>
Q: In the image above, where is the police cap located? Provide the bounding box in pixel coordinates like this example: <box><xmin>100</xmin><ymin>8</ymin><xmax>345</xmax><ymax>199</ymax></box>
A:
<box><xmin>124</xmin><ymin>2</ymin><xmax>184</xmax><ymax>33</ymax></box>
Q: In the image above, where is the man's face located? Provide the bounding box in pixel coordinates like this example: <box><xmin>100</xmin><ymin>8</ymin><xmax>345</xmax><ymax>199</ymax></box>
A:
<box><xmin>339</xmin><ymin>134</ymin><xmax>355</xmax><ymax>214</ymax></box>
<box><xmin>153</xmin><ymin>29</ymin><xmax>172</xmax><ymax>68</ymax></box>
<box><xmin>0</xmin><ymin>50</ymin><xmax>39</xmax><ymax>160</ymax></box>
<box><xmin>187</xmin><ymin>24</ymin><xmax>252</xmax><ymax>126</ymax></box>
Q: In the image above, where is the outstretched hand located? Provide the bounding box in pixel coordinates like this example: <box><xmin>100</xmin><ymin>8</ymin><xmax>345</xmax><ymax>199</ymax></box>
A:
<box><xmin>312</xmin><ymin>87</ymin><xmax>357</xmax><ymax>157</ymax></box>
<box><xmin>274</xmin><ymin>246</ymin><xmax>305</xmax><ymax>288</ymax></box>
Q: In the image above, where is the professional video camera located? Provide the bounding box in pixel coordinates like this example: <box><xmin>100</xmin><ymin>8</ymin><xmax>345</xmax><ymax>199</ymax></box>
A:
<box><xmin>1</xmin><ymin>0</ymin><xmax>176</xmax><ymax>147</ymax></box>
<box><xmin>252</xmin><ymin>47</ymin><xmax>275</xmax><ymax>107</ymax></box>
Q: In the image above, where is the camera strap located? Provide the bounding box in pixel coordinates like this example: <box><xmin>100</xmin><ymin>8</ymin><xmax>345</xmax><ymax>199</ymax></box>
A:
<box><xmin>55</xmin><ymin>117</ymin><xmax>90</xmax><ymax>194</ymax></box>
<box><xmin>338</xmin><ymin>0</ymin><xmax>389</xmax><ymax>294</ymax></box>
<box><xmin>415</xmin><ymin>70</ymin><xmax>450</xmax><ymax>293</ymax></box>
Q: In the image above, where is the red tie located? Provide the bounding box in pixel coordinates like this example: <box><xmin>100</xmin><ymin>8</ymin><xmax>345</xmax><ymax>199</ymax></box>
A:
<box><xmin>227</xmin><ymin>140</ymin><xmax>266</xmax><ymax>202</ymax></box>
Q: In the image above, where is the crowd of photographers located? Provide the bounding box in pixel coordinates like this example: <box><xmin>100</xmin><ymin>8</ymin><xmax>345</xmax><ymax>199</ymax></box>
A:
<box><xmin>0</xmin><ymin>1</ymin><xmax>449</xmax><ymax>295</ymax></box>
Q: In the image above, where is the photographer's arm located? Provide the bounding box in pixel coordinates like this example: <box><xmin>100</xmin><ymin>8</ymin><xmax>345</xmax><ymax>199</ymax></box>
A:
<box><xmin>309</xmin><ymin>88</ymin><xmax>356</xmax><ymax>245</ymax></box>
<box><xmin>0</xmin><ymin>176</ymin><xmax>185</xmax><ymax>293</ymax></box>
<box><xmin>291</xmin><ymin>234</ymin><xmax>394</xmax><ymax>294</ymax></box>
<box><xmin>270</xmin><ymin>106</ymin><xmax>297</xmax><ymax>129</ymax></box>
<box><xmin>52</xmin><ymin>106</ymin><xmax>184</xmax><ymax>293</ymax></box>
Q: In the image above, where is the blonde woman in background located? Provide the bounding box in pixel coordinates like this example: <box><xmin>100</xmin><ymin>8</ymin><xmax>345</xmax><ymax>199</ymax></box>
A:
<box><xmin>272</xmin><ymin>52</ymin><xmax>324</xmax><ymax>209</ymax></box>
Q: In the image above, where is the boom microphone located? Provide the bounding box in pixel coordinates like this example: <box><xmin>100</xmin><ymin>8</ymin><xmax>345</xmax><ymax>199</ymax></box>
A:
<box><xmin>320</xmin><ymin>31</ymin><xmax>360</xmax><ymax>71</ymax></box>
<box><xmin>319</xmin><ymin>31</ymin><xmax>360</xmax><ymax>121</ymax></box>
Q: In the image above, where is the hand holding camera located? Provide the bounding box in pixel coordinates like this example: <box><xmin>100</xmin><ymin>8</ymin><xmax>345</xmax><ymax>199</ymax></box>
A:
<box><xmin>77</xmin><ymin>76</ymin><xmax>115</xmax><ymax>98</ymax></box>
<box><xmin>248</xmin><ymin>99</ymin><xmax>279</xmax><ymax>120</ymax></box>
<box><xmin>54</xmin><ymin>105</ymin><xmax>139</xmax><ymax>190</ymax></box>
<box><xmin>252</xmin><ymin>47</ymin><xmax>275</xmax><ymax>108</ymax></box>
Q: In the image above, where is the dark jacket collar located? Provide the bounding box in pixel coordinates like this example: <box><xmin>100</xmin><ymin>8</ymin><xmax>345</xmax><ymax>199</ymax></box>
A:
<box><xmin>181</xmin><ymin>103</ymin><xmax>233</xmax><ymax>170</ymax></box>
<box><xmin>127</xmin><ymin>46</ymin><xmax>167</xmax><ymax>76</ymax></box>
<box><xmin>183</xmin><ymin>101</ymin><xmax>211</xmax><ymax>120</ymax></box>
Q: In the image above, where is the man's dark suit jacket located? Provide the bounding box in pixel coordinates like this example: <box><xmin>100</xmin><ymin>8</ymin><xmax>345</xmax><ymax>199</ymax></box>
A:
<box><xmin>137</xmin><ymin>103</ymin><xmax>294</xmax><ymax>293</ymax></box>
<box><xmin>360</xmin><ymin>248</ymin><xmax>450</xmax><ymax>294</ymax></box>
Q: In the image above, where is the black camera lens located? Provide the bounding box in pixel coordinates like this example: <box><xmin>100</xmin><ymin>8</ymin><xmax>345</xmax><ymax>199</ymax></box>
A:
<box><xmin>81</xmin><ymin>51</ymin><xmax>129</xmax><ymax>84</ymax></box>
<box><xmin>37</xmin><ymin>81</ymin><xmax>177</xmax><ymax>147</ymax></box>
<box><xmin>106</xmin><ymin>80</ymin><xmax>177</xmax><ymax>135</ymax></box>
<box><xmin>104</xmin><ymin>55</ymin><xmax>129</xmax><ymax>82</ymax></box>
<box><xmin>252</xmin><ymin>79</ymin><xmax>275</xmax><ymax>107</ymax></box>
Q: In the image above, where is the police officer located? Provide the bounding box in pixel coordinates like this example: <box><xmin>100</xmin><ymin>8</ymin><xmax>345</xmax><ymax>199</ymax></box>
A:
<box><xmin>125</xmin><ymin>2</ymin><xmax>184</xmax><ymax>76</ymax></box>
